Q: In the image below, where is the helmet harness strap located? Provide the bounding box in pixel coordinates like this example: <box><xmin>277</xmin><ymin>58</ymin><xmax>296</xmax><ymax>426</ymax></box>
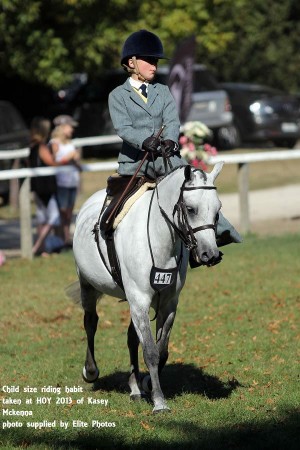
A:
<box><xmin>123</xmin><ymin>56</ymin><xmax>147</xmax><ymax>82</ymax></box>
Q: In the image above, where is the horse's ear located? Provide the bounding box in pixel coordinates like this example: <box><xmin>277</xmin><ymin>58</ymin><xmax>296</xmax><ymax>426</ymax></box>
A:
<box><xmin>184</xmin><ymin>164</ymin><xmax>194</xmax><ymax>182</ymax></box>
<box><xmin>209</xmin><ymin>161</ymin><xmax>224</xmax><ymax>182</ymax></box>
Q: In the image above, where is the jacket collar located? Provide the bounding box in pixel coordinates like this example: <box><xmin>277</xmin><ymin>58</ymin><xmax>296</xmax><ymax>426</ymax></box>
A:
<box><xmin>123</xmin><ymin>78</ymin><xmax>158</xmax><ymax>109</ymax></box>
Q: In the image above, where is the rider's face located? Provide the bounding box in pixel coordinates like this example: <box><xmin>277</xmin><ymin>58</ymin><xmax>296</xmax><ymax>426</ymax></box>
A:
<box><xmin>130</xmin><ymin>57</ymin><xmax>158</xmax><ymax>81</ymax></box>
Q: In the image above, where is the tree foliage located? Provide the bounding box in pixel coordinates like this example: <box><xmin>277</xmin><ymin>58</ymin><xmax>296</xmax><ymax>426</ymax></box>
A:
<box><xmin>0</xmin><ymin>0</ymin><xmax>299</xmax><ymax>91</ymax></box>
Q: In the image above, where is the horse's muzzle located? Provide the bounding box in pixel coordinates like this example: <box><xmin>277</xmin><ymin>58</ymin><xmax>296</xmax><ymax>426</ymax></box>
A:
<box><xmin>205</xmin><ymin>251</ymin><xmax>223</xmax><ymax>267</ymax></box>
<box><xmin>190</xmin><ymin>249</ymin><xmax>223</xmax><ymax>268</ymax></box>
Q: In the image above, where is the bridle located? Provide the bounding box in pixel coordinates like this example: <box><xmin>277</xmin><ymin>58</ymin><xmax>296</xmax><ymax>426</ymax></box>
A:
<box><xmin>157</xmin><ymin>177</ymin><xmax>218</xmax><ymax>253</ymax></box>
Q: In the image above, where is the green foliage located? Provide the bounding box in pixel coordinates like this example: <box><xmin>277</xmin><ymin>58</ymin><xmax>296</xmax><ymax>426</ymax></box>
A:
<box><xmin>0</xmin><ymin>0</ymin><xmax>299</xmax><ymax>91</ymax></box>
<box><xmin>203</xmin><ymin>0</ymin><xmax>300</xmax><ymax>91</ymax></box>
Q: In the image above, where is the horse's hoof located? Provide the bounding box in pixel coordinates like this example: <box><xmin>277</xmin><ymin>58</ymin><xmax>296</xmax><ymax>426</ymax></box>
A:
<box><xmin>142</xmin><ymin>375</ymin><xmax>152</xmax><ymax>393</ymax></box>
<box><xmin>130</xmin><ymin>394</ymin><xmax>145</xmax><ymax>402</ymax></box>
<box><xmin>82</xmin><ymin>366</ymin><xmax>99</xmax><ymax>383</ymax></box>
<box><xmin>152</xmin><ymin>405</ymin><xmax>171</xmax><ymax>414</ymax></box>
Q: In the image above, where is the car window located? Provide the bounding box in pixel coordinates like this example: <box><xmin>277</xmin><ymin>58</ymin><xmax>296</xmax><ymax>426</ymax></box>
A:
<box><xmin>193</xmin><ymin>71</ymin><xmax>220</xmax><ymax>91</ymax></box>
<box><xmin>226</xmin><ymin>86</ymin><xmax>285</xmax><ymax>103</ymax></box>
<box><xmin>156</xmin><ymin>67</ymin><xmax>220</xmax><ymax>91</ymax></box>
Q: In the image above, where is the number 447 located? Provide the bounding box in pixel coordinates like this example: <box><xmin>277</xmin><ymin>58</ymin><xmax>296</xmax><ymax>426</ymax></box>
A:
<box><xmin>154</xmin><ymin>272</ymin><xmax>172</xmax><ymax>284</ymax></box>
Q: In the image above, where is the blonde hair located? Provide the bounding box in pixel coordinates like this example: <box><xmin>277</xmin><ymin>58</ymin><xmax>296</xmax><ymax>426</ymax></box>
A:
<box><xmin>30</xmin><ymin>117</ymin><xmax>51</xmax><ymax>145</ymax></box>
<box><xmin>51</xmin><ymin>125</ymin><xmax>71</xmax><ymax>144</ymax></box>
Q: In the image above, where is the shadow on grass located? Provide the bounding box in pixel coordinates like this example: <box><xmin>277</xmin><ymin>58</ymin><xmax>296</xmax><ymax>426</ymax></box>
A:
<box><xmin>92</xmin><ymin>362</ymin><xmax>243</xmax><ymax>400</ymax></box>
<box><xmin>1</xmin><ymin>408</ymin><xmax>298</xmax><ymax>450</ymax></box>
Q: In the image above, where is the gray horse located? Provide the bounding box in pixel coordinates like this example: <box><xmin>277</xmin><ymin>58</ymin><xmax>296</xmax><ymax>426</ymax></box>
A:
<box><xmin>71</xmin><ymin>162</ymin><xmax>223</xmax><ymax>413</ymax></box>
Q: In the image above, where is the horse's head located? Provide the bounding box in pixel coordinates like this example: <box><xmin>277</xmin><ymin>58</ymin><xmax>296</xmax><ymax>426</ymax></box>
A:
<box><xmin>178</xmin><ymin>162</ymin><xmax>224</xmax><ymax>266</ymax></box>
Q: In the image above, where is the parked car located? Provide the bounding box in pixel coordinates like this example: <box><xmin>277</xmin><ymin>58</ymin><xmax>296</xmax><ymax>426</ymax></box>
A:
<box><xmin>221</xmin><ymin>82</ymin><xmax>300</xmax><ymax>148</ymax></box>
<box><xmin>0</xmin><ymin>101</ymin><xmax>29</xmax><ymax>204</ymax></box>
<box><xmin>0</xmin><ymin>76</ymin><xmax>58</xmax><ymax>126</ymax></box>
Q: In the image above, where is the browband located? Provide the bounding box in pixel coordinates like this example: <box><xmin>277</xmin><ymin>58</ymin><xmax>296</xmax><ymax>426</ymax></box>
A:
<box><xmin>183</xmin><ymin>186</ymin><xmax>217</xmax><ymax>191</ymax></box>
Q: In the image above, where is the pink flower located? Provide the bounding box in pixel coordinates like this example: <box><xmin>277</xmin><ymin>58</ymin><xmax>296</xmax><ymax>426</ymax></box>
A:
<box><xmin>0</xmin><ymin>251</ymin><xmax>6</xmax><ymax>266</ymax></box>
<box><xmin>203</xmin><ymin>143</ymin><xmax>218</xmax><ymax>155</ymax></box>
<box><xmin>179</xmin><ymin>136</ymin><xmax>188</xmax><ymax>145</ymax></box>
<box><xmin>190</xmin><ymin>159</ymin><xmax>200</xmax><ymax>168</ymax></box>
<box><xmin>199</xmin><ymin>160</ymin><xmax>208</xmax><ymax>171</ymax></box>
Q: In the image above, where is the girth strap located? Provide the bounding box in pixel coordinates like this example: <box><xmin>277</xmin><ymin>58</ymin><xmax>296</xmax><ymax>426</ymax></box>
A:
<box><xmin>105</xmin><ymin>231</ymin><xmax>124</xmax><ymax>291</ymax></box>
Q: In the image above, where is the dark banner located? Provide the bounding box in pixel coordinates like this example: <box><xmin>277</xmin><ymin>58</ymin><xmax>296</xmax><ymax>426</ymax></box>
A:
<box><xmin>168</xmin><ymin>36</ymin><xmax>196</xmax><ymax>123</ymax></box>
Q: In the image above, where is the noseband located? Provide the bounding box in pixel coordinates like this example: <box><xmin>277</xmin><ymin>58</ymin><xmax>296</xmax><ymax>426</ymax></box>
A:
<box><xmin>158</xmin><ymin>180</ymin><xmax>217</xmax><ymax>251</ymax></box>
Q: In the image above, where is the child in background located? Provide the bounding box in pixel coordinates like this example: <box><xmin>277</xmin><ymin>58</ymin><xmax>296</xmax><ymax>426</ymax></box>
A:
<box><xmin>51</xmin><ymin>115</ymin><xmax>82</xmax><ymax>247</ymax></box>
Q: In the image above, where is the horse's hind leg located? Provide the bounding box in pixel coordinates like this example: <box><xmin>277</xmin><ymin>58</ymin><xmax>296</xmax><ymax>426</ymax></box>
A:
<box><xmin>127</xmin><ymin>319</ymin><xmax>144</xmax><ymax>400</ymax></box>
<box><xmin>80</xmin><ymin>279</ymin><xmax>102</xmax><ymax>383</ymax></box>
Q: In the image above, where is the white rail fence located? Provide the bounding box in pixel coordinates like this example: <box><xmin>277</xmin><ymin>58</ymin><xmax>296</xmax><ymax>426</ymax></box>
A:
<box><xmin>1</xmin><ymin>135</ymin><xmax>300</xmax><ymax>259</ymax></box>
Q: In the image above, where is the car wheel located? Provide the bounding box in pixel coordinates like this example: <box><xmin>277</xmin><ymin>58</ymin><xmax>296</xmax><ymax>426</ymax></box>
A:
<box><xmin>216</xmin><ymin>125</ymin><xmax>241</xmax><ymax>150</ymax></box>
<box><xmin>272</xmin><ymin>138</ymin><xmax>297</xmax><ymax>149</ymax></box>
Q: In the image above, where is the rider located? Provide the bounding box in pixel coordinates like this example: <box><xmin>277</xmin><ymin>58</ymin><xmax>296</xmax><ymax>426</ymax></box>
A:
<box><xmin>107</xmin><ymin>29</ymin><xmax>241</xmax><ymax>258</ymax></box>
<box><xmin>108</xmin><ymin>29</ymin><xmax>185</xmax><ymax>179</ymax></box>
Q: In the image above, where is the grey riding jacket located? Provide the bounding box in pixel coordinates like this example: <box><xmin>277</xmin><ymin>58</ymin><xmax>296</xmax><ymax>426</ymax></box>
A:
<box><xmin>108</xmin><ymin>78</ymin><xmax>186</xmax><ymax>178</ymax></box>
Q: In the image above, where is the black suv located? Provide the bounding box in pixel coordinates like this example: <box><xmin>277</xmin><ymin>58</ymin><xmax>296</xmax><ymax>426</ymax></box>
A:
<box><xmin>0</xmin><ymin>101</ymin><xmax>29</xmax><ymax>204</ymax></box>
<box><xmin>221</xmin><ymin>82</ymin><xmax>300</xmax><ymax>148</ymax></box>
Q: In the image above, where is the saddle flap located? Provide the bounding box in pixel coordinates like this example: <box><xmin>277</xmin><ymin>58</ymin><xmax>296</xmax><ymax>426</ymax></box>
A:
<box><xmin>100</xmin><ymin>175</ymin><xmax>155</xmax><ymax>232</ymax></box>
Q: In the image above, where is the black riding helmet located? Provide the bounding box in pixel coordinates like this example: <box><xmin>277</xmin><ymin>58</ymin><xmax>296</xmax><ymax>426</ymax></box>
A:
<box><xmin>121</xmin><ymin>29</ymin><xmax>167</xmax><ymax>66</ymax></box>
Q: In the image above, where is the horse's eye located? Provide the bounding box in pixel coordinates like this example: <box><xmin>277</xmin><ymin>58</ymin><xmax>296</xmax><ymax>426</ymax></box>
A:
<box><xmin>215</xmin><ymin>213</ymin><xmax>220</xmax><ymax>223</ymax></box>
<box><xmin>187</xmin><ymin>206</ymin><xmax>196</xmax><ymax>215</ymax></box>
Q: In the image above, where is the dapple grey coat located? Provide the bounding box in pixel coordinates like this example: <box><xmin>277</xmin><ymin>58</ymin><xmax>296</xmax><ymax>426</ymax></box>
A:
<box><xmin>108</xmin><ymin>78</ymin><xmax>186</xmax><ymax>178</ymax></box>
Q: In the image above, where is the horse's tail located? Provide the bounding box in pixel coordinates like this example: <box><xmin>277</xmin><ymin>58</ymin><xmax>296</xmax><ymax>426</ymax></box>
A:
<box><xmin>65</xmin><ymin>281</ymin><xmax>104</xmax><ymax>307</ymax></box>
<box><xmin>65</xmin><ymin>281</ymin><xmax>82</xmax><ymax>306</ymax></box>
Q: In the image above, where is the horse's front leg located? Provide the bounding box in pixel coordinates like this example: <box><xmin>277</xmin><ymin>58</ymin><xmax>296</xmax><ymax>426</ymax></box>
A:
<box><xmin>130</xmin><ymin>305</ymin><xmax>170</xmax><ymax>413</ymax></box>
<box><xmin>142</xmin><ymin>299</ymin><xmax>178</xmax><ymax>394</ymax></box>
<box><xmin>156</xmin><ymin>299</ymin><xmax>178</xmax><ymax>375</ymax></box>
<box><xmin>80</xmin><ymin>281</ymin><xmax>101</xmax><ymax>383</ymax></box>
<box><xmin>127</xmin><ymin>319</ymin><xmax>144</xmax><ymax>400</ymax></box>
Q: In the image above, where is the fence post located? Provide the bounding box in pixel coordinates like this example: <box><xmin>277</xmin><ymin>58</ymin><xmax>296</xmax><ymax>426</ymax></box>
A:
<box><xmin>238</xmin><ymin>162</ymin><xmax>250</xmax><ymax>234</ymax></box>
<box><xmin>9</xmin><ymin>158</ymin><xmax>20</xmax><ymax>210</ymax></box>
<box><xmin>19</xmin><ymin>177</ymin><xmax>33</xmax><ymax>260</ymax></box>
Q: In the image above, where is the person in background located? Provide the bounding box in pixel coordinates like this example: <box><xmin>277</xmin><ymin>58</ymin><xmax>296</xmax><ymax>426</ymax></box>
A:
<box><xmin>50</xmin><ymin>115</ymin><xmax>82</xmax><ymax>247</ymax></box>
<box><xmin>28</xmin><ymin>117</ymin><xmax>61</xmax><ymax>256</ymax></box>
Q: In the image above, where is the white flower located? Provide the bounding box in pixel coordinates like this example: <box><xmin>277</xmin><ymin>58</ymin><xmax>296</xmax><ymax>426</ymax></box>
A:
<box><xmin>181</xmin><ymin>121</ymin><xmax>212</xmax><ymax>139</ymax></box>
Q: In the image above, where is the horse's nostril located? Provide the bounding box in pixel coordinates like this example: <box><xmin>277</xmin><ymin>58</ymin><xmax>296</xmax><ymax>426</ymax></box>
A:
<box><xmin>201</xmin><ymin>252</ymin><xmax>209</xmax><ymax>262</ymax></box>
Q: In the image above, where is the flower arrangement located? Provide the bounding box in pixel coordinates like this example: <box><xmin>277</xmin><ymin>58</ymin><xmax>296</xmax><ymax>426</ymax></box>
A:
<box><xmin>179</xmin><ymin>121</ymin><xmax>218</xmax><ymax>170</ymax></box>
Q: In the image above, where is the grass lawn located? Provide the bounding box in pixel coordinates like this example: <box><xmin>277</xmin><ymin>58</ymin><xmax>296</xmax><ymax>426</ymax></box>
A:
<box><xmin>0</xmin><ymin>232</ymin><xmax>299</xmax><ymax>449</ymax></box>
